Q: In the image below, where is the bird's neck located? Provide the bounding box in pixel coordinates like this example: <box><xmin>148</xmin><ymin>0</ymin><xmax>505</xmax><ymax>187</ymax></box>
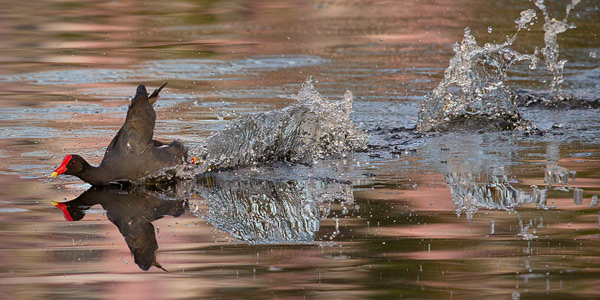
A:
<box><xmin>77</xmin><ymin>162</ymin><xmax>108</xmax><ymax>186</ymax></box>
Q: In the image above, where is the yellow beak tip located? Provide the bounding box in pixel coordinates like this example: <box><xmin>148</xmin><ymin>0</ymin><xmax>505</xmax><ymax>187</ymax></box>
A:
<box><xmin>51</xmin><ymin>201</ymin><xmax>58</xmax><ymax>206</ymax></box>
<box><xmin>50</xmin><ymin>172</ymin><xmax>58</xmax><ymax>178</ymax></box>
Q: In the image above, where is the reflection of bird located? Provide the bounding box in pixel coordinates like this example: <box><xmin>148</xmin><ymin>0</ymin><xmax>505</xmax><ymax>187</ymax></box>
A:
<box><xmin>52</xmin><ymin>186</ymin><xmax>187</xmax><ymax>271</ymax></box>
<box><xmin>50</xmin><ymin>83</ymin><xmax>187</xmax><ymax>185</ymax></box>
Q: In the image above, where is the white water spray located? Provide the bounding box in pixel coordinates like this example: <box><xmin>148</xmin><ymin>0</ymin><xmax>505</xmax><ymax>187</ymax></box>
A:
<box><xmin>417</xmin><ymin>9</ymin><xmax>539</xmax><ymax>132</ymax></box>
<box><xmin>534</xmin><ymin>0</ymin><xmax>580</xmax><ymax>100</ymax></box>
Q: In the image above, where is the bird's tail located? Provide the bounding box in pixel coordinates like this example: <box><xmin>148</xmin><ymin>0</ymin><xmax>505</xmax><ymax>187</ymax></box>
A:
<box><xmin>153</xmin><ymin>258</ymin><xmax>169</xmax><ymax>273</ymax></box>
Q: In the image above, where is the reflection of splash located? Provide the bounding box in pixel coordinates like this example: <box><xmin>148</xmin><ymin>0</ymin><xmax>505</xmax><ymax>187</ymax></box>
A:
<box><xmin>445</xmin><ymin>173</ymin><xmax>547</xmax><ymax>221</ymax></box>
<box><xmin>188</xmin><ymin>175</ymin><xmax>353</xmax><ymax>244</ymax></box>
<box><xmin>417</xmin><ymin>9</ymin><xmax>539</xmax><ymax>132</ymax></box>
<box><xmin>543</xmin><ymin>164</ymin><xmax>587</xmax><ymax>205</ymax></box>
<box><xmin>186</xmin><ymin>78</ymin><xmax>367</xmax><ymax>173</ymax></box>
<box><xmin>544</xmin><ymin>164</ymin><xmax>572</xmax><ymax>187</ymax></box>
<box><xmin>445</xmin><ymin>173</ymin><xmax>551</xmax><ymax>240</ymax></box>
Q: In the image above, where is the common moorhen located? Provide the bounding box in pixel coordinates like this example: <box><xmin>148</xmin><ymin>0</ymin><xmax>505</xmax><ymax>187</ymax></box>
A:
<box><xmin>51</xmin><ymin>83</ymin><xmax>186</xmax><ymax>185</ymax></box>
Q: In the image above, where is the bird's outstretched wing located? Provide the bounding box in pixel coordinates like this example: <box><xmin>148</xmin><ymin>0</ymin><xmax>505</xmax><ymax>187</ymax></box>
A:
<box><xmin>106</xmin><ymin>83</ymin><xmax>167</xmax><ymax>155</ymax></box>
<box><xmin>148</xmin><ymin>82</ymin><xmax>167</xmax><ymax>106</ymax></box>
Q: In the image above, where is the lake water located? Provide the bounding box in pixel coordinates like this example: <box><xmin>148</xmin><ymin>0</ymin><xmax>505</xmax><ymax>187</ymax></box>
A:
<box><xmin>0</xmin><ymin>0</ymin><xmax>599</xmax><ymax>299</ymax></box>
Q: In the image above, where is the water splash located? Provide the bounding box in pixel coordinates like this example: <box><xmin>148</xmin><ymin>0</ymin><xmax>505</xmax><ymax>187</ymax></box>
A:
<box><xmin>188</xmin><ymin>78</ymin><xmax>368</xmax><ymax>173</ymax></box>
<box><xmin>417</xmin><ymin>9</ymin><xmax>539</xmax><ymax>132</ymax></box>
<box><xmin>534</xmin><ymin>0</ymin><xmax>580</xmax><ymax>100</ymax></box>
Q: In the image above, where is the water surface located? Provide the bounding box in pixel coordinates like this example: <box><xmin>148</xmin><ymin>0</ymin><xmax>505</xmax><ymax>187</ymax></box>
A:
<box><xmin>0</xmin><ymin>0</ymin><xmax>599</xmax><ymax>299</ymax></box>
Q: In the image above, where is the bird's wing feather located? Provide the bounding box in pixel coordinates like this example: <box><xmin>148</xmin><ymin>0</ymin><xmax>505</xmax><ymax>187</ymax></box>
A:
<box><xmin>148</xmin><ymin>82</ymin><xmax>167</xmax><ymax>106</ymax></box>
<box><xmin>106</xmin><ymin>84</ymin><xmax>165</xmax><ymax>155</ymax></box>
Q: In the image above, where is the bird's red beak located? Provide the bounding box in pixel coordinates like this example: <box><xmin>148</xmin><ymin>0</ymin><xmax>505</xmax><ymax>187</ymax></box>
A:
<box><xmin>51</xmin><ymin>201</ymin><xmax>73</xmax><ymax>221</ymax></box>
<box><xmin>50</xmin><ymin>155</ymin><xmax>72</xmax><ymax>178</ymax></box>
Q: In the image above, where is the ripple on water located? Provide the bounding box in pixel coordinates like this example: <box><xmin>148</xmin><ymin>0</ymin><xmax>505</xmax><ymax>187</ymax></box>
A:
<box><xmin>143</xmin><ymin>55</ymin><xmax>327</xmax><ymax>80</ymax></box>
<box><xmin>0</xmin><ymin>55</ymin><xmax>328</xmax><ymax>85</ymax></box>
<box><xmin>0</xmin><ymin>208</ymin><xmax>29</xmax><ymax>213</ymax></box>
<box><xmin>0</xmin><ymin>68</ymin><xmax>135</xmax><ymax>85</ymax></box>
<box><xmin>0</xmin><ymin>127</ymin><xmax>60</xmax><ymax>139</ymax></box>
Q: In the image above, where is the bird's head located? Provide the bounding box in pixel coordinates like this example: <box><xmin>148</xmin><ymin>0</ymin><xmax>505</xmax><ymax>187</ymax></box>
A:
<box><xmin>50</xmin><ymin>154</ymin><xmax>88</xmax><ymax>178</ymax></box>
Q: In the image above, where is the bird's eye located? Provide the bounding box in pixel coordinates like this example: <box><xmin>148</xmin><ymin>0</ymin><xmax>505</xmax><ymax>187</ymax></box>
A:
<box><xmin>70</xmin><ymin>161</ymin><xmax>75</xmax><ymax>165</ymax></box>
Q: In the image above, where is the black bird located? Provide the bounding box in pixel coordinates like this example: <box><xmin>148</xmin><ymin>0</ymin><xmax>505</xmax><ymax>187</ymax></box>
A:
<box><xmin>51</xmin><ymin>83</ymin><xmax>186</xmax><ymax>185</ymax></box>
